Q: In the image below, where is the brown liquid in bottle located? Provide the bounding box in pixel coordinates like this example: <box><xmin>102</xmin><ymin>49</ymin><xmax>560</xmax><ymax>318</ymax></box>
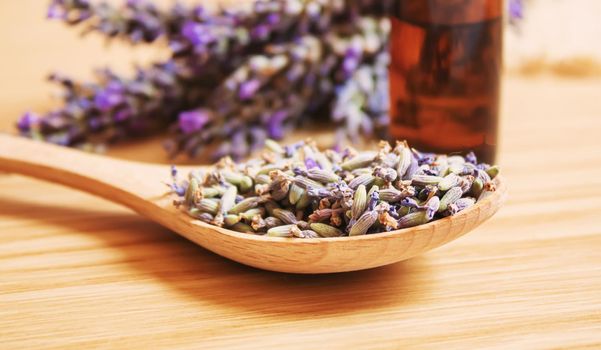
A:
<box><xmin>389</xmin><ymin>0</ymin><xmax>502</xmax><ymax>163</ymax></box>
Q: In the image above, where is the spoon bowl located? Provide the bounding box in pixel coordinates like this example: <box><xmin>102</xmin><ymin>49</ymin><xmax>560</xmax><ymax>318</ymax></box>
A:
<box><xmin>0</xmin><ymin>134</ymin><xmax>507</xmax><ymax>273</ymax></box>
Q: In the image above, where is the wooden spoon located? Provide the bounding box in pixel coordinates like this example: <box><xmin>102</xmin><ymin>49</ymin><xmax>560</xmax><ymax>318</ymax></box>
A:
<box><xmin>0</xmin><ymin>134</ymin><xmax>507</xmax><ymax>273</ymax></box>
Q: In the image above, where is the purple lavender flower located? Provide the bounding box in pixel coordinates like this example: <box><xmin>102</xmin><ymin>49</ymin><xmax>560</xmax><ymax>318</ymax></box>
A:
<box><xmin>169</xmin><ymin>165</ymin><xmax>187</xmax><ymax>196</ymax></box>
<box><xmin>178</xmin><ymin>110</ymin><xmax>211</xmax><ymax>135</ymax></box>
<box><xmin>368</xmin><ymin>190</ymin><xmax>380</xmax><ymax>211</ymax></box>
<box><xmin>47</xmin><ymin>3</ymin><xmax>66</xmax><ymax>19</ymax></box>
<box><xmin>181</xmin><ymin>21</ymin><xmax>215</xmax><ymax>46</ymax></box>
<box><xmin>94</xmin><ymin>84</ymin><xmax>124</xmax><ymax>111</ymax></box>
<box><xmin>425</xmin><ymin>196</ymin><xmax>440</xmax><ymax>219</ymax></box>
<box><xmin>17</xmin><ymin>111</ymin><xmax>39</xmax><ymax>132</ymax></box>
<box><xmin>267</xmin><ymin>110</ymin><xmax>288</xmax><ymax>139</ymax></box>
<box><xmin>342</xmin><ymin>45</ymin><xmax>362</xmax><ymax>76</ymax></box>
<box><xmin>238</xmin><ymin>79</ymin><xmax>261</xmax><ymax>100</ymax></box>
<box><xmin>48</xmin><ymin>0</ymin><xmax>92</xmax><ymax>22</ymax></box>
<box><xmin>304</xmin><ymin>157</ymin><xmax>319</xmax><ymax>170</ymax></box>
<box><xmin>414</xmin><ymin>150</ymin><xmax>437</xmax><ymax>166</ymax></box>
<box><xmin>465</xmin><ymin>151</ymin><xmax>478</xmax><ymax>165</ymax></box>
<box><xmin>306</xmin><ymin>186</ymin><xmax>332</xmax><ymax>198</ymax></box>
<box><xmin>251</xmin><ymin>24</ymin><xmax>271</xmax><ymax>40</ymax></box>
<box><xmin>400</xmin><ymin>197</ymin><xmax>422</xmax><ymax>209</ymax></box>
<box><xmin>509</xmin><ymin>0</ymin><xmax>523</xmax><ymax>23</ymax></box>
<box><xmin>114</xmin><ymin>109</ymin><xmax>131</xmax><ymax>122</ymax></box>
<box><xmin>285</xmin><ymin>141</ymin><xmax>304</xmax><ymax>158</ymax></box>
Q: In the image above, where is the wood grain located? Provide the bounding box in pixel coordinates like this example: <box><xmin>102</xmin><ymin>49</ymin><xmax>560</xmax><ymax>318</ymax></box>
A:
<box><xmin>1</xmin><ymin>1</ymin><xmax>601</xmax><ymax>349</ymax></box>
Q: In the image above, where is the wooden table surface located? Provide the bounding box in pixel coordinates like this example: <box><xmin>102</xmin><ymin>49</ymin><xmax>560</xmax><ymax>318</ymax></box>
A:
<box><xmin>1</xmin><ymin>2</ymin><xmax>601</xmax><ymax>349</ymax></box>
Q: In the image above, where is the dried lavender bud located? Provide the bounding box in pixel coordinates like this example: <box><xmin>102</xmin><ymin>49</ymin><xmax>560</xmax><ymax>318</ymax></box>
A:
<box><xmin>411</xmin><ymin>175</ymin><xmax>443</xmax><ymax>186</ymax></box>
<box><xmin>173</xmin><ymin>140</ymin><xmax>498</xmax><ymax>238</ymax></box>
<box><xmin>189</xmin><ymin>208</ymin><xmax>214</xmax><ymax>223</ymax></box>
<box><xmin>475</xmin><ymin>169</ymin><xmax>492</xmax><ymax>185</ymax></box>
<box><xmin>478</xmin><ymin>182</ymin><xmax>497</xmax><ymax>201</ymax></box>
<box><xmin>293</xmin><ymin>175</ymin><xmax>324</xmax><ymax>190</ymax></box>
<box><xmin>232</xmin><ymin>222</ymin><xmax>255</xmax><ymax>233</ymax></box>
<box><xmin>221</xmin><ymin>170</ymin><xmax>245</xmax><ymax>186</ymax></box>
<box><xmin>300</xmin><ymin>230</ymin><xmax>320</xmax><ymax>239</ymax></box>
<box><xmin>240</xmin><ymin>208</ymin><xmax>265</xmax><ymax>221</ymax></box>
<box><xmin>465</xmin><ymin>151</ymin><xmax>478</xmax><ymax>165</ymax></box>
<box><xmin>267</xmin><ymin>224</ymin><xmax>297</xmax><ymax>237</ymax></box>
<box><xmin>399</xmin><ymin>197</ymin><xmax>423</xmax><ymax>210</ymax></box>
<box><xmin>438</xmin><ymin>173</ymin><xmax>461</xmax><ymax>191</ymax></box>
<box><xmin>349</xmin><ymin>210</ymin><xmax>378</xmax><ymax>236</ymax></box>
<box><xmin>255</xmin><ymin>174</ymin><xmax>272</xmax><ymax>185</ymax></box>
<box><xmin>418</xmin><ymin>185</ymin><xmax>439</xmax><ymax>202</ymax></box>
<box><xmin>403</xmin><ymin>156</ymin><xmax>420</xmax><ymax>180</ymax></box>
<box><xmin>414</xmin><ymin>150</ymin><xmax>437</xmax><ymax>166</ymax></box>
<box><xmin>314</xmin><ymin>152</ymin><xmax>333</xmax><ymax>172</ymax></box>
<box><xmin>306</xmin><ymin>168</ymin><xmax>340</xmax><ymax>184</ymax></box>
<box><xmin>378</xmin><ymin>188</ymin><xmax>403</xmax><ymax>203</ymax></box>
<box><xmin>398</xmin><ymin>211</ymin><xmax>430</xmax><ymax>228</ymax></box>
<box><xmin>394</xmin><ymin>141</ymin><xmax>412</xmax><ymax>177</ymax></box>
<box><xmin>373</xmin><ymin>167</ymin><xmax>398</xmax><ymax>183</ymax></box>
<box><xmin>202</xmin><ymin>187</ymin><xmax>221</xmax><ymax>198</ymax></box>
<box><xmin>459</xmin><ymin>175</ymin><xmax>476</xmax><ymax>194</ymax></box>
<box><xmin>398</xmin><ymin>206</ymin><xmax>410</xmax><ymax>217</ymax></box>
<box><xmin>184</xmin><ymin>177</ymin><xmax>199</xmax><ymax>206</ymax></box>
<box><xmin>348</xmin><ymin>174</ymin><xmax>375</xmax><ymax>190</ymax></box>
<box><xmin>264</xmin><ymin>216</ymin><xmax>284</xmax><ymax>229</ymax></box>
<box><xmin>486</xmin><ymin>165</ymin><xmax>500</xmax><ymax>179</ymax></box>
<box><xmin>341</xmin><ymin>152</ymin><xmax>377</xmax><ymax>171</ymax></box>
<box><xmin>229</xmin><ymin>196</ymin><xmax>262</xmax><ymax>214</ymax></box>
<box><xmin>224</xmin><ymin>214</ymin><xmax>242</xmax><ymax>227</ymax></box>
<box><xmin>219</xmin><ymin>185</ymin><xmax>238</xmax><ymax>214</ymax></box>
<box><xmin>439</xmin><ymin>187</ymin><xmax>463</xmax><ymax>213</ymax></box>
<box><xmin>378</xmin><ymin>210</ymin><xmax>399</xmax><ymax>230</ymax></box>
<box><xmin>272</xmin><ymin>208</ymin><xmax>298</xmax><ymax>225</ymax></box>
<box><xmin>264</xmin><ymin>200</ymin><xmax>280</xmax><ymax>216</ymax></box>
<box><xmin>288</xmin><ymin>183</ymin><xmax>304</xmax><ymax>205</ymax></box>
<box><xmin>448</xmin><ymin>198</ymin><xmax>477</xmax><ymax>215</ymax></box>
<box><xmin>270</xmin><ymin>179</ymin><xmax>292</xmax><ymax>201</ymax></box>
<box><xmin>425</xmin><ymin>196</ymin><xmax>440</xmax><ymax>218</ymax></box>
<box><xmin>470</xmin><ymin>178</ymin><xmax>484</xmax><ymax>198</ymax></box>
<box><xmin>250</xmin><ymin>215</ymin><xmax>267</xmax><ymax>231</ymax></box>
<box><xmin>448</xmin><ymin>162</ymin><xmax>465</xmax><ymax>175</ymax></box>
<box><xmin>351</xmin><ymin>184</ymin><xmax>368</xmax><ymax>219</ymax></box>
<box><xmin>309</xmin><ymin>208</ymin><xmax>342</xmax><ymax>223</ymax></box>
<box><xmin>310</xmin><ymin>223</ymin><xmax>343</xmax><ymax>238</ymax></box>
<box><xmin>198</xmin><ymin>198</ymin><xmax>219</xmax><ymax>215</ymax></box>
<box><xmin>295</xmin><ymin>191</ymin><xmax>311</xmax><ymax>209</ymax></box>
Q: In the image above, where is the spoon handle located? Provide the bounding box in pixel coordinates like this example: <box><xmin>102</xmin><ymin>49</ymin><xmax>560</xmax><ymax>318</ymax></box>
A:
<box><xmin>0</xmin><ymin>133</ymin><xmax>170</xmax><ymax>209</ymax></box>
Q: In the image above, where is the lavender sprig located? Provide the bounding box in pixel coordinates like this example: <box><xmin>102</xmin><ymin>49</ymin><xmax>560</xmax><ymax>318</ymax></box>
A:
<box><xmin>168</xmin><ymin>16</ymin><xmax>390</xmax><ymax>160</ymax></box>
<box><xmin>21</xmin><ymin>0</ymin><xmax>393</xmax><ymax>159</ymax></box>
<box><xmin>18</xmin><ymin>62</ymin><xmax>207</xmax><ymax>148</ymax></box>
<box><xmin>166</xmin><ymin>35</ymin><xmax>324</xmax><ymax>159</ymax></box>
<box><xmin>48</xmin><ymin>0</ymin><xmax>176</xmax><ymax>43</ymax></box>
<box><xmin>48</xmin><ymin>0</ymin><xmax>394</xmax><ymax>46</ymax></box>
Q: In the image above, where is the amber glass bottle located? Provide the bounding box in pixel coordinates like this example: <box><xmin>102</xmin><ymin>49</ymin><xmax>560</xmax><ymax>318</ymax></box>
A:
<box><xmin>389</xmin><ymin>0</ymin><xmax>502</xmax><ymax>163</ymax></box>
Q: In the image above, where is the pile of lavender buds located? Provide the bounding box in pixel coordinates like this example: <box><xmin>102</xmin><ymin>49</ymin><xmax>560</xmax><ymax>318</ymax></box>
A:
<box><xmin>18</xmin><ymin>0</ymin><xmax>394</xmax><ymax>159</ymax></box>
<box><xmin>171</xmin><ymin>140</ymin><xmax>500</xmax><ymax>238</ymax></box>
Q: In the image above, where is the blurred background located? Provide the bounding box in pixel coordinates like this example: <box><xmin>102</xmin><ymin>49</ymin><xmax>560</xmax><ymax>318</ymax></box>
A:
<box><xmin>0</xmin><ymin>0</ymin><xmax>600</xmax><ymax>162</ymax></box>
